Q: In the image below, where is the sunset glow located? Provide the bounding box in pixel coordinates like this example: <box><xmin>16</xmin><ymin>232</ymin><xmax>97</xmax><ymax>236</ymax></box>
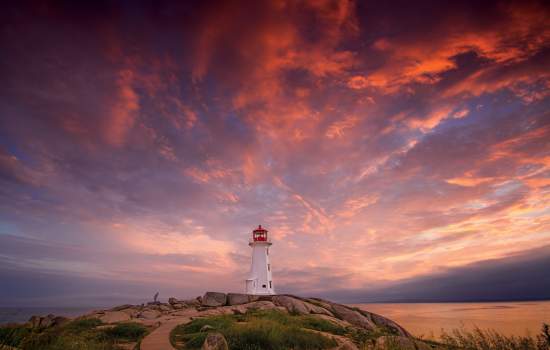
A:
<box><xmin>0</xmin><ymin>0</ymin><xmax>549</xmax><ymax>305</ymax></box>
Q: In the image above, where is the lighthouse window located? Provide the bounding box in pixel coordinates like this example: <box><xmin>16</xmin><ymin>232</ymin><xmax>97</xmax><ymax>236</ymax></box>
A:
<box><xmin>269</xmin><ymin>281</ymin><xmax>272</xmax><ymax>288</ymax></box>
<box><xmin>262</xmin><ymin>284</ymin><xmax>266</xmax><ymax>288</ymax></box>
<box><xmin>268</xmin><ymin>264</ymin><xmax>270</xmax><ymax>271</ymax></box>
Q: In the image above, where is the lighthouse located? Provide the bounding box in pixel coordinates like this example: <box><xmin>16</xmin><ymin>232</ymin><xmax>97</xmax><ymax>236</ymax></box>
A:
<box><xmin>246</xmin><ymin>225</ymin><xmax>275</xmax><ymax>295</ymax></box>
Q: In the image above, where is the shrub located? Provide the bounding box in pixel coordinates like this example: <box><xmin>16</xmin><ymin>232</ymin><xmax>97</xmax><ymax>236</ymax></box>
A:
<box><xmin>66</xmin><ymin>318</ymin><xmax>103</xmax><ymax>332</ymax></box>
<box><xmin>170</xmin><ymin>310</ymin><xmax>339</xmax><ymax>350</ymax></box>
<box><xmin>0</xmin><ymin>324</ymin><xmax>31</xmax><ymax>347</ymax></box>
<box><xmin>6</xmin><ymin>317</ymin><xmax>147</xmax><ymax>350</ymax></box>
<box><xmin>439</xmin><ymin>326</ymin><xmax>544</xmax><ymax>350</ymax></box>
<box><xmin>104</xmin><ymin>322</ymin><xmax>147</xmax><ymax>342</ymax></box>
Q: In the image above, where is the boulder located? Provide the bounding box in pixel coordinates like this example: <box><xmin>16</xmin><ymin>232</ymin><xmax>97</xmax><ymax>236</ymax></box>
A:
<box><xmin>100</xmin><ymin>311</ymin><xmax>132</xmax><ymax>324</ymax></box>
<box><xmin>168</xmin><ymin>297</ymin><xmax>180</xmax><ymax>305</ymax></box>
<box><xmin>227</xmin><ymin>293</ymin><xmax>250</xmax><ymax>305</ymax></box>
<box><xmin>120</xmin><ymin>308</ymin><xmax>139</xmax><ymax>318</ymax></box>
<box><xmin>172</xmin><ymin>303</ymin><xmax>185</xmax><ymax>309</ymax></box>
<box><xmin>159</xmin><ymin>304</ymin><xmax>172</xmax><ymax>312</ymax></box>
<box><xmin>28</xmin><ymin>314</ymin><xmax>68</xmax><ymax>329</ymax></box>
<box><xmin>230</xmin><ymin>301</ymin><xmax>281</xmax><ymax>314</ymax></box>
<box><xmin>202</xmin><ymin>292</ymin><xmax>227</xmax><ymax>307</ymax></box>
<box><xmin>52</xmin><ymin>315</ymin><xmax>69</xmax><ymax>327</ymax></box>
<box><xmin>330</xmin><ymin>304</ymin><xmax>375</xmax><ymax>330</ymax></box>
<box><xmin>39</xmin><ymin>314</ymin><xmax>55</xmax><ymax>328</ymax></box>
<box><xmin>370</xmin><ymin>312</ymin><xmax>411</xmax><ymax>337</ymax></box>
<box><xmin>306</xmin><ymin>302</ymin><xmax>334</xmax><ymax>316</ymax></box>
<box><xmin>272</xmin><ymin>295</ymin><xmax>310</xmax><ymax>314</ymax></box>
<box><xmin>271</xmin><ymin>295</ymin><xmax>333</xmax><ymax>316</ymax></box>
<box><xmin>200</xmin><ymin>324</ymin><xmax>215</xmax><ymax>332</ymax></box>
<box><xmin>183</xmin><ymin>298</ymin><xmax>201</xmax><ymax>307</ymax></box>
<box><xmin>202</xmin><ymin>332</ymin><xmax>228</xmax><ymax>350</ymax></box>
<box><xmin>138</xmin><ymin>309</ymin><xmax>161</xmax><ymax>319</ymax></box>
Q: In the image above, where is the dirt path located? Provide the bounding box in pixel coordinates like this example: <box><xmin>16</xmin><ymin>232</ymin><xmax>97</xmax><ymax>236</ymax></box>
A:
<box><xmin>139</xmin><ymin>306</ymin><xmax>235</xmax><ymax>350</ymax></box>
<box><xmin>140</xmin><ymin>317</ymin><xmax>191</xmax><ymax>350</ymax></box>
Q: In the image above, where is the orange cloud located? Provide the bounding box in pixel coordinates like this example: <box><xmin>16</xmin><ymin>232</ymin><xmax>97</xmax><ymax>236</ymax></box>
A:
<box><xmin>105</xmin><ymin>69</ymin><xmax>140</xmax><ymax>147</ymax></box>
<box><xmin>326</xmin><ymin>115</ymin><xmax>360</xmax><ymax>138</ymax></box>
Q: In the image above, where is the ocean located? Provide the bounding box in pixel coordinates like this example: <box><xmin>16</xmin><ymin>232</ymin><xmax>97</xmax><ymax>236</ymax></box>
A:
<box><xmin>0</xmin><ymin>307</ymin><xmax>96</xmax><ymax>325</ymax></box>
<box><xmin>354</xmin><ymin>300</ymin><xmax>550</xmax><ymax>339</ymax></box>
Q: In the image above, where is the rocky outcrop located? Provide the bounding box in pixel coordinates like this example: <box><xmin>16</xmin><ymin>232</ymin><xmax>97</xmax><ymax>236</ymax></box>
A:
<box><xmin>270</xmin><ymin>295</ymin><xmax>334</xmax><ymax>316</ymax></box>
<box><xmin>28</xmin><ymin>314</ymin><xmax>69</xmax><ymax>329</ymax></box>
<box><xmin>272</xmin><ymin>295</ymin><xmax>310</xmax><ymax>314</ymax></box>
<box><xmin>202</xmin><ymin>292</ymin><xmax>227</xmax><ymax>307</ymax></box>
<box><xmin>99</xmin><ymin>311</ymin><xmax>132</xmax><ymax>323</ymax></box>
<box><xmin>229</xmin><ymin>300</ymin><xmax>281</xmax><ymax>314</ymax></box>
<box><xmin>202</xmin><ymin>332</ymin><xmax>229</xmax><ymax>350</ymax></box>
<box><xmin>65</xmin><ymin>292</ymin><xmax>413</xmax><ymax>350</ymax></box>
<box><xmin>369</xmin><ymin>312</ymin><xmax>411</xmax><ymax>337</ymax></box>
<box><xmin>227</xmin><ymin>293</ymin><xmax>252</xmax><ymax>305</ymax></box>
<box><xmin>110</xmin><ymin>304</ymin><xmax>134</xmax><ymax>311</ymax></box>
<box><xmin>138</xmin><ymin>309</ymin><xmax>161</xmax><ymax>319</ymax></box>
<box><xmin>329</xmin><ymin>304</ymin><xmax>376</xmax><ymax>330</ymax></box>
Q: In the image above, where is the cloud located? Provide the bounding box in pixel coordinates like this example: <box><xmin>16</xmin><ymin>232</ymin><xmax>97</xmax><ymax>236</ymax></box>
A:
<box><xmin>315</xmin><ymin>245</ymin><xmax>550</xmax><ymax>303</ymax></box>
<box><xmin>0</xmin><ymin>0</ymin><xmax>549</xmax><ymax>305</ymax></box>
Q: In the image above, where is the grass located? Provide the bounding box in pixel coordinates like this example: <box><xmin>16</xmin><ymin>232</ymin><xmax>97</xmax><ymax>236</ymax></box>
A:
<box><xmin>170</xmin><ymin>309</ymin><xmax>343</xmax><ymax>350</ymax></box>
<box><xmin>0</xmin><ymin>318</ymin><xmax>149</xmax><ymax>350</ymax></box>
<box><xmin>438</xmin><ymin>324</ymin><xmax>550</xmax><ymax>350</ymax></box>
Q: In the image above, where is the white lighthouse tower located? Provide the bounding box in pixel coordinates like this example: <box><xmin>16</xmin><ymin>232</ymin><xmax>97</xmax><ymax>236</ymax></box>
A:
<box><xmin>246</xmin><ymin>225</ymin><xmax>275</xmax><ymax>295</ymax></box>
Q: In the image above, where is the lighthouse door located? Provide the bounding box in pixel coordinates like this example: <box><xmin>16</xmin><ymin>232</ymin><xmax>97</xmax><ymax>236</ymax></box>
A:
<box><xmin>246</xmin><ymin>279</ymin><xmax>255</xmax><ymax>293</ymax></box>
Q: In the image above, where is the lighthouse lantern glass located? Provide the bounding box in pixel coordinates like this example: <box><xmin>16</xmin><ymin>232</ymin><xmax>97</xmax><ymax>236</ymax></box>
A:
<box><xmin>253</xmin><ymin>228</ymin><xmax>267</xmax><ymax>241</ymax></box>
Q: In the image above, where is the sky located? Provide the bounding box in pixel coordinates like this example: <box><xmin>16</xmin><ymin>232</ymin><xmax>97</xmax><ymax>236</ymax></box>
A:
<box><xmin>0</xmin><ymin>0</ymin><xmax>549</xmax><ymax>306</ymax></box>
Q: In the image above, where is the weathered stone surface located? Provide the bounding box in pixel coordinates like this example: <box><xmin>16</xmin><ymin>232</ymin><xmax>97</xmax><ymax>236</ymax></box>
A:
<box><xmin>306</xmin><ymin>302</ymin><xmax>334</xmax><ymax>316</ymax></box>
<box><xmin>375</xmin><ymin>336</ymin><xmax>417</xmax><ymax>350</ymax></box>
<box><xmin>202</xmin><ymin>332</ymin><xmax>228</xmax><ymax>350</ymax></box>
<box><xmin>168</xmin><ymin>297</ymin><xmax>179</xmax><ymax>305</ymax></box>
<box><xmin>202</xmin><ymin>292</ymin><xmax>227</xmax><ymax>307</ymax></box>
<box><xmin>314</xmin><ymin>314</ymin><xmax>353</xmax><ymax>329</ymax></box>
<box><xmin>230</xmin><ymin>301</ymin><xmax>281</xmax><ymax>314</ymax></box>
<box><xmin>172</xmin><ymin>303</ymin><xmax>185</xmax><ymax>309</ymax></box>
<box><xmin>370</xmin><ymin>312</ymin><xmax>411</xmax><ymax>337</ymax></box>
<box><xmin>330</xmin><ymin>304</ymin><xmax>375</xmax><ymax>330</ymax></box>
<box><xmin>226</xmin><ymin>293</ymin><xmax>250</xmax><ymax>305</ymax></box>
<box><xmin>119</xmin><ymin>308</ymin><xmax>139</xmax><ymax>318</ymax></box>
<box><xmin>110</xmin><ymin>304</ymin><xmax>134</xmax><ymax>311</ymax></box>
<box><xmin>183</xmin><ymin>298</ymin><xmax>201</xmax><ymax>307</ymax></box>
<box><xmin>138</xmin><ymin>309</ymin><xmax>161</xmax><ymax>319</ymax></box>
<box><xmin>159</xmin><ymin>304</ymin><xmax>172</xmax><ymax>312</ymax></box>
<box><xmin>100</xmin><ymin>311</ymin><xmax>132</xmax><ymax>323</ymax></box>
<box><xmin>271</xmin><ymin>295</ymin><xmax>333</xmax><ymax>316</ymax></box>
<box><xmin>272</xmin><ymin>295</ymin><xmax>310</xmax><ymax>314</ymax></box>
<box><xmin>28</xmin><ymin>314</ymin><xmax>68</xmax><ymax>329</ymax></box>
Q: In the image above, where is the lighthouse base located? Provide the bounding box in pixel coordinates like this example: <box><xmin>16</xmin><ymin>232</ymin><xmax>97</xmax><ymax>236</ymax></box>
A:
<box><xmin>246</xmin><ymin>278</ymin><xmax>275</xmax><ymax>295</ymax></box>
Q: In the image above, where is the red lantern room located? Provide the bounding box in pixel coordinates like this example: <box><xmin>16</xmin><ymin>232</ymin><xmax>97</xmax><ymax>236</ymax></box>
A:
<box><xmin>252</xmin><ymin>225</ymin><xmax>268</xmax><ymax>242</ymax></box>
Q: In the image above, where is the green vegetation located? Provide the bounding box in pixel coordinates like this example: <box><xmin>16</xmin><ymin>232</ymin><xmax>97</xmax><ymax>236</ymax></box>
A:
<box><xmin>0</xmin><ymin>318</ymin><xmax>149</xmax><ymax>350</ymax></box>
<box><xmin>170</xmin><ymin>309</ymin><xmax>550</xmax><ymax>350</ymax></box>
<box><xmin>170</xmin><ymin>309</ymin><xmax>343</xmax><ymax>350</ymax></box>
<box><xmin>438</xmin><ymin>323</ymin><xmax>550</xmax><ymax>350</ymax></box>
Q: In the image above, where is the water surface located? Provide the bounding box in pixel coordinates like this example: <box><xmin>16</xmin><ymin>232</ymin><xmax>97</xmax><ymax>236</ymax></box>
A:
<box><xmin>353</xmin><ymin>301</ymin><xmax>550</xmax><ymax>339</ymax></box>
<box><xmin>0</xmin><ymin>307</ymin><xmax>95</xmax><ymax>325</ymax></box>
